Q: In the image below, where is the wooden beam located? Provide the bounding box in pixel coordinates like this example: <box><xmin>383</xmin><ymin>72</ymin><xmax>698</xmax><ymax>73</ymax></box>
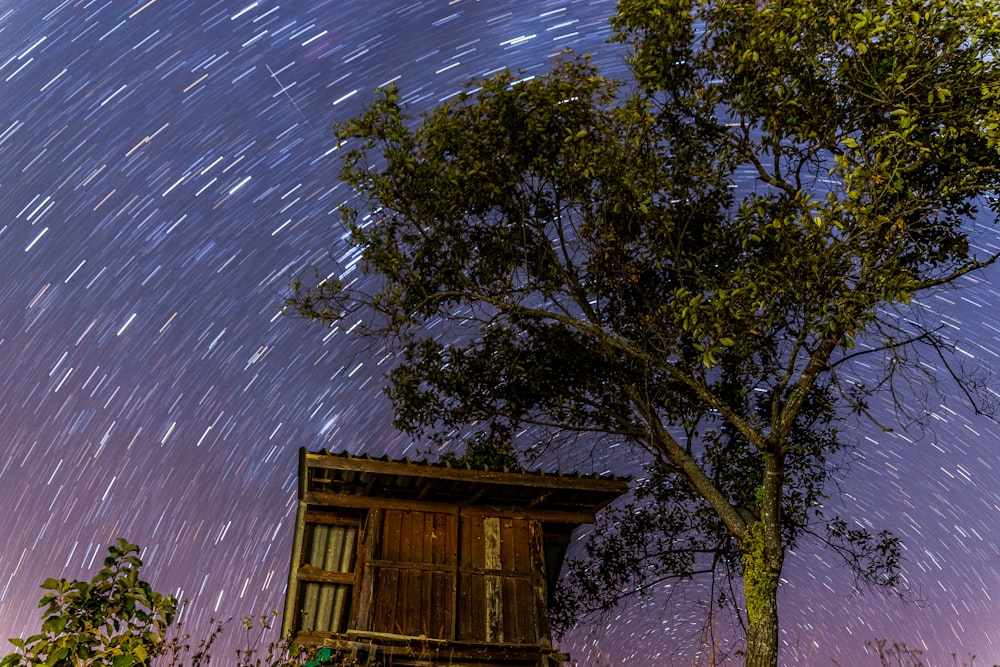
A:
<box><xmin>451</xmin><ymin>505</ymin><xmax>460</xmax><ymax>642</ymax></box>
<box><xmin>366</xmin><ymin>559</ymin><xmax>538</xmax><ymax>578</ymax></box>
<box><xmin>282</xmin><ymin>499</ymin><xmax>308</xmax><ymax>639</ymax></box>
<box><xmin>416</xmin><ymin>477</ymin><xmax>438</xmax><ymax>500</ymax></box>
<box><xmin>354</xmin><ymin>508</ymin><xmax>381</xmax><ymax>633</ymax></box>
<box><xmin>302</xmin><ymin>510</ymin><xmax>361</xmax><ymax>525</ymax></box>
<box><xmin>304</xmin><ymin>490</ymin><xmax>599</xmax><ymax>524</ymax></box>
<box><xmin>528</xmin><ymin>521</ymin><xmax>551</xmax><ymax>648</ymax></box>
<box><xmin>297</xmin><ymin>564</ymin><xmax>355</xmax><ymax>585</ymax></box>
<box><xmin>304</xmin><ymin>452</ymin><xmax>629</xmax><ymax>495</ymax></box>
<box><xmin>526</xmin><ymin>490</ymin><xmax>555</xmax><ymax>510</ymax></box>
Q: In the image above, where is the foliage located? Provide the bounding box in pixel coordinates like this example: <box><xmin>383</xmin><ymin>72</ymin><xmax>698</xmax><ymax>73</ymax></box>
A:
<box><xmin>0</xmin><ymin>541</ymin><xmax>330</xmax><ymax>667</ymax></box>
<box><xmin>436</xmin><ymin>431</ymin><xmax>524</xmax><ymax>471</ymax></box>
<box><xmin>1</xmin><ymin>539</ymin><xmax>176</xmax><ymax>667</ymax></box>
<box><xmin>288</xmin><ymin>0</ymin><xmax>1000</xmax><ymax>664</ymax></box>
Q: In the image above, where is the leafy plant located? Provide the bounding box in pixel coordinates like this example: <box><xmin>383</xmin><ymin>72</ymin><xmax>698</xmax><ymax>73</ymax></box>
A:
<box><xmin>2</xmin><ymin>539</ymin><xmax>176</xmax><ymax>667</ymax></box>
<box><xmin>2</xmin><ymin>541</ymin><xmax>335</xmax><ymax>667</ymax></box>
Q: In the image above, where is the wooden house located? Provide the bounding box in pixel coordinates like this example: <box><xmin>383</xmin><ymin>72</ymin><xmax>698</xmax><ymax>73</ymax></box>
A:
<box><xmin>282</xmin><ymin>448</ymin><xmax>628</xmax><ymax>667</ymax></box>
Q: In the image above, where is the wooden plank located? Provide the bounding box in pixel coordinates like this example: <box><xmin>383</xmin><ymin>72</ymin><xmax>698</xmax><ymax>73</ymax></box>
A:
<box><xmin>514</xmin><ymin>519</ymin><xmax>532</xmax><ymax>574</ymax></box>
<box><xmin>431</xmin><ymin>511</ymin><xmax>449</xmax><ymax>565</ymax></box>
<box><xmin>499</xmin><ymin>518</ymin><xmax>516</xmax><ymax>572</ymax></box>
<box><xmin>429</xmin><ymin>570</ymin><xmax>454</xmax><ymax>639</ymax></box>
<box><xmin>483</xmin><ymin>517</ymin><xmax>501</xmax><ymax>570</ymax></box>
<box><xmin>282</xmin><ymin>500</ymin><xmax>307</xmax><ymax>638</ymax></box>
<box><xmin>426</xmin><ymin>514</ymin><xmax>452</xmax><ymax>636</ymax></box>
<box><xmin>402</xmin><ymin>567</ymin><xmax>422</xmax><ymax>635</ymax></box>
<box><xmin>529</xmin><ymin>520</ymin><xmax>550</xmax><ymax>647</ymax></box>
<box><xmin>451</xmin><ymin>507</ymin><xmax>461</xmax><ymax>641</ymax></box>
<box><xmin>423</xmin><ymin>571</ymin><xmax>436</xmax><ymax>637</ymax></box>
<box><xmin>297</xmin><ymin>564</ymin><xmax>355</xmax><ymax>584</ymax></box>
<box><xmin>345</xmin><ymin>629</ymin><xmax>448</xmax><ymax>644</ymax></box>
<box><xmin>466</xmin><ymin>515</ymin><xmax>485</xmax><ymax>570</ymax></box>
<box><xmin>483</xmin><ymin>517</ymin><xmax>503</xmax><ymax>643</ymax></box>
<box><xmin>302</xmin><ymin>510</ymin><xmax>361</xmax><ymax>525</ymax></box>
<box><xmin>459</xmin><ymin>572</ymin><xmax>487</xmax><ymax>641</ymax></box>
<box><xmin>409</xmin><ymin>515</ymin><xmax>422</xmax><ymax>565</ymax></box>
<box><xmin>513</xmin><ymin>577</ymin><xmax>537</xmax><ymax>643</ymax></box>
<box><xmin>374</xmin><ymin>566</ymin><xmax>399</xmax><ymax>634</ymax></box>
<box><xmin>324</xmin><ymin>631</ymin><xmax>564</xmax><ymax>665</ymax></box>
<box><xmin>369</xmin><ymin>560</ymin><xmax>545</xmax><ymax>577</ymax></box>
<box><xmin>368</xmin><ymin>558</ymin><xmax>457</xmax><ymax>572</ymax></box>
<box><xmin>353</xmin><ymin>508</ymin><xmax>381</xmax><ymax>632</ymax></box>
<box><xmin>502</xmin><ymin>520</ymin><xmax>524</xmax><ymax>642</ymax></box>
<box><xmin>381</xmin><ymin>509</ymin><xmax>402</xmax><ymax>561</ymax></box>
<box><xmin>306</xmin><ymin>490</ymin><xmax>601</xmax><ymax>524</ymax></box>
<box><xmin>419</xmin><ymin>535</ymin><xmax>432</xmax><ymax>634</ymax></box>
<box><xmin>502</xmin><ymin>576</ymin><xmax>520</xmax><ymax>643</ymax></box>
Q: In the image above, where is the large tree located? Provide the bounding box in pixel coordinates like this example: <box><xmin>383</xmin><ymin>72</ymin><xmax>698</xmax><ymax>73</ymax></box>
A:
<box><xmin>289</xmin><ymin>0</ymin><xmax>1000</xmax><ymax>664</ymax></box>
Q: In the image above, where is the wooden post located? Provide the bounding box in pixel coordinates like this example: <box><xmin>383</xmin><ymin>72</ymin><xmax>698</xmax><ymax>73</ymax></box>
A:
<box><xmin>529</xmin><ymin>521</ymin><xmax>551</xmax><ymax>648</ymax></box>
<box><xmin>354</xmin><ymin>508</ymin><xmax>382</xmax><ymax>632</ymax></box>
<box><xmin>451</xmin><ymin>506</ymin><xmax>461</xmax><ymax>642</ymax></box>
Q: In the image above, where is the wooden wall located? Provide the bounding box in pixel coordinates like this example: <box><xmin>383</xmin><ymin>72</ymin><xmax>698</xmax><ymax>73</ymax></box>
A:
<box><xmin>368</xmin><ymin>508</ymin><xmax>458</xmax><ymax>639</ymax></box>
<box><xmin>360</xmin><ymin>509</ymin><xmax>549</xmax><ymax>647</ymax></box>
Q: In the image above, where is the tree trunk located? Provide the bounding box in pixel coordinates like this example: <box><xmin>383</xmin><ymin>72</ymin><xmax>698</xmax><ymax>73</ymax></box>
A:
<box><xmin>744</xmin><ymin>571</ymin><xmax>780</xmax><ymax>667</ymax></box>
<box><xmin>742</xmin><ymin>521</ymin><xmax>782</xmax><ymax>667</ymax></box>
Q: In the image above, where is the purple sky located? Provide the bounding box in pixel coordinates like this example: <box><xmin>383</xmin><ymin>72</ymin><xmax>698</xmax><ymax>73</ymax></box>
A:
<box><xmin>1</xmin><ymin>1</ymin><xmax>999</xmax><ymax>664</ymax></box>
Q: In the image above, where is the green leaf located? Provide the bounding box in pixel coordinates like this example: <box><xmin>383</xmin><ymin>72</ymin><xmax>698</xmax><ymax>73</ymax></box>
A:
<box><xmin>40</xmin><ymin>615</ymin><xmax>67</xmax><ymax>635</ymax></box>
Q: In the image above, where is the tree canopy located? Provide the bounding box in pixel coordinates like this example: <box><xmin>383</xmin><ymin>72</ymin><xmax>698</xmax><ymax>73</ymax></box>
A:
<box><xmin>289</xmin><ymin>0</ymin><xmax>1000</xmax><ymax>664</ymax></box>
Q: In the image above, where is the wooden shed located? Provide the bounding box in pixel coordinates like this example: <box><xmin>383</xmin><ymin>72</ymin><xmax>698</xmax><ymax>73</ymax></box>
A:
<box><xmin>282</xmin><ymin>448</ymin><xmax>628</xmax><ymax>667</ymax></box>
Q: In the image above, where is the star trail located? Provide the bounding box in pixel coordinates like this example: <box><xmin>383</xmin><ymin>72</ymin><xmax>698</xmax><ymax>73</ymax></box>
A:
<box><xmin>1</xmin><ymin>2</ymin><xmax>999</xmax><ymax>665</ymax></box>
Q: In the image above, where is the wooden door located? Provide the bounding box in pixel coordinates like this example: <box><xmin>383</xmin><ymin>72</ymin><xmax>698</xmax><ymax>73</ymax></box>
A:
<box><xmin>369</xmin><ymin>509</ymin><xmax>458</xmax><ymax>639</ymax></box>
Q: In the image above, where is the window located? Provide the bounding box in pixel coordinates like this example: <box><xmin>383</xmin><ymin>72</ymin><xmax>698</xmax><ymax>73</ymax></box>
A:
<box><xmin>295</xmin><ymin>519</ymin><xmax>359</xmax><ymax>634</ymax></box>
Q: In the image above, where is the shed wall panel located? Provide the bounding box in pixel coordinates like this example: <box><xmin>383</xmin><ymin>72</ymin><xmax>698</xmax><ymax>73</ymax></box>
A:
<box><xmin>456</xmin><ymin>515</ymin><xmax>542</xmax><ymax>644</ymax></box>
<box><xmin>371</xmin><ymin>509</ymin><xmax>458</xmax><ymax>639</ymax></box>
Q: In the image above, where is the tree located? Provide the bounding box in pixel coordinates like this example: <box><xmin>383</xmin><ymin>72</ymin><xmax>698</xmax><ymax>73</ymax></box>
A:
<box><xmin>2</xmin><ymin>540</ymin><xmax>176</xmax><ymax>667</ymax></box>
<box><xmin>287</xmin><ymin>0</ymin><xmax>1000</xmax><ymax>664</ymax></box>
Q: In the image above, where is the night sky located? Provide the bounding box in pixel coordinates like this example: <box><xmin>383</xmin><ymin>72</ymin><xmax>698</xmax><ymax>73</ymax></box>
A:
<box><xmin>1</xmin><ymin>1</ymin><xmax>999</xmax><ymax>665</ymax></box>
